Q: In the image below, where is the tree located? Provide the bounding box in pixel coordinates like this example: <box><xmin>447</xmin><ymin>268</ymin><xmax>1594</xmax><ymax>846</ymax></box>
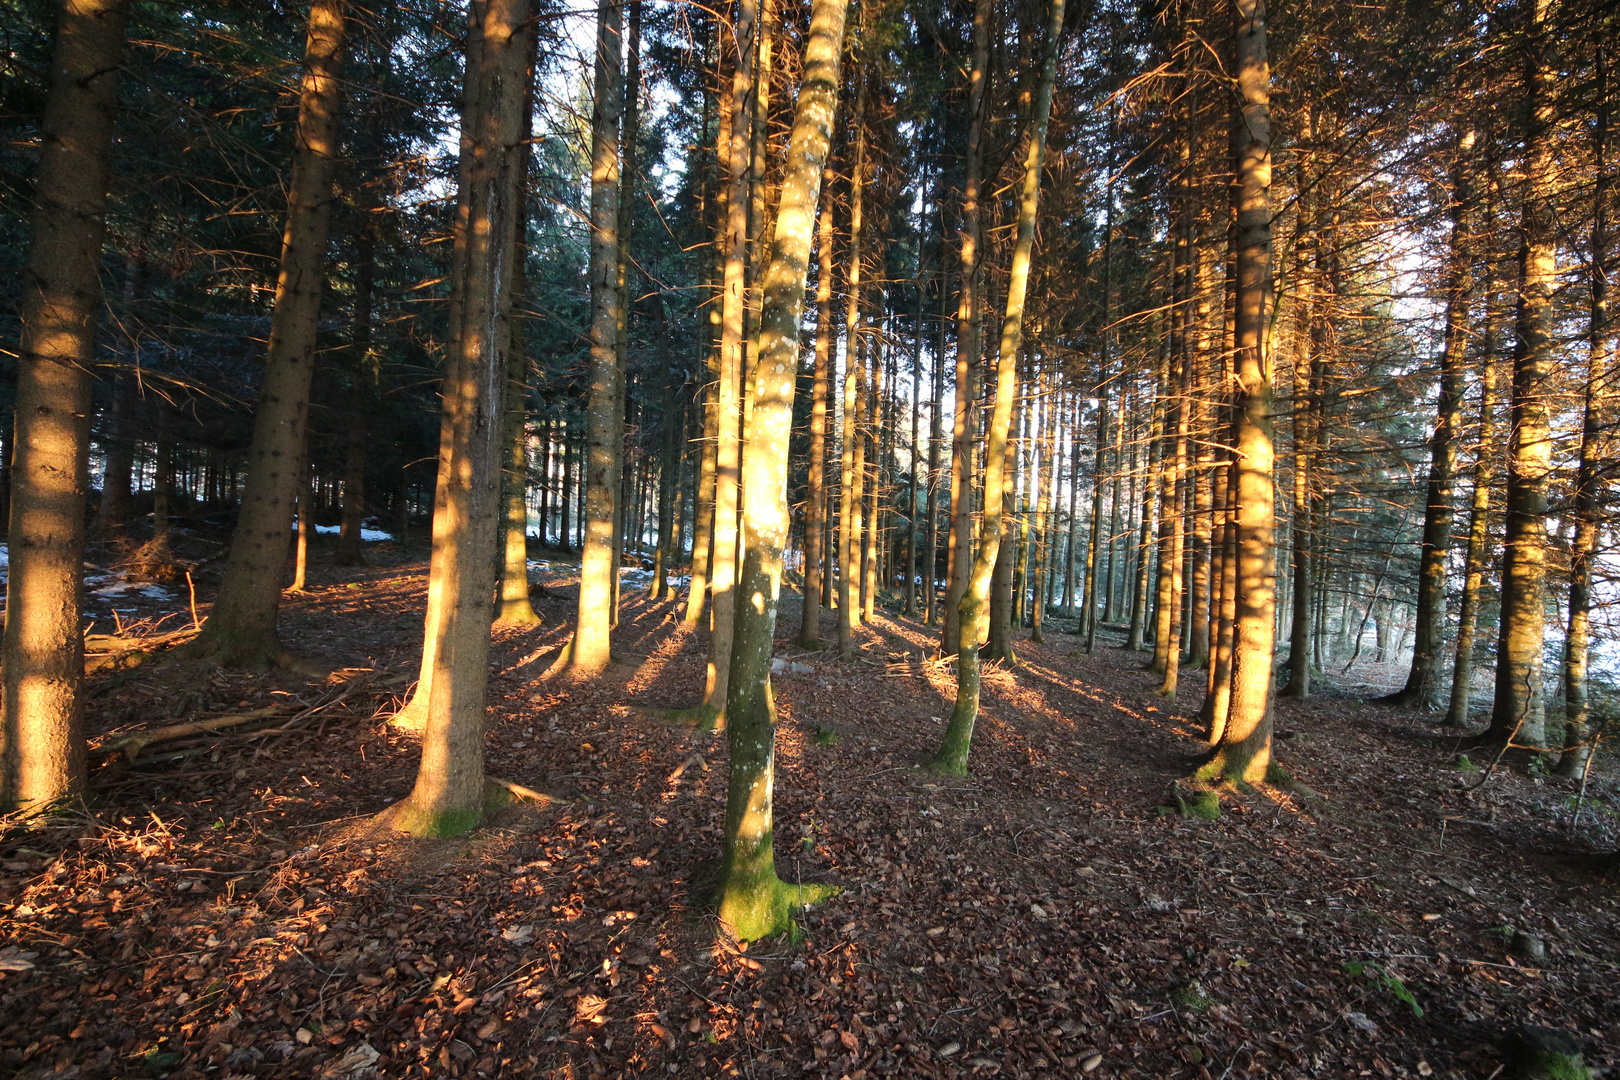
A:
<box><xmin>715</xmin><ymin>0</ymin><xmax>849</xmax><ymax>940</ymax></box>
<box><xmin>562</xmin><ymin>0</ymin><xmax>625</xmax><ymax>676</ymax></box>
<box><xmin>388</xmin><ymin>0</ymin><xmax>528</xmax><ymax>837</ymax></box>
<box><xmin>930</xmin><ymin>0</ymin><xmax>1064</xmax><ymax>776</ymax></box>
<box><xmin>183</xmin><ymin>0</ymin><xmax>349</xmax><ymax>668</ymax></box>
<box><xmin>1486</xmin><ymin>0</ymin><xmax>1557</xmax><ymax>750</ymax></box>
<box><xmin>0</xmin><ymin>0</ymin><xmax>129</xmax><ymax>813</ymax></box>
<box><xmin>1198</xmin><ymin>0</ymin><xmax>1275</xmax><ymax>786</ymax></box>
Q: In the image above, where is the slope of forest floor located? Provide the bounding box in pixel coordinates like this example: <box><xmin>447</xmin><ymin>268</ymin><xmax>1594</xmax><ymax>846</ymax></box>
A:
<box><xmin>3</xmin><ymin>537</ymin><xmax>1618</xmax><ymax>1080</ymax></box>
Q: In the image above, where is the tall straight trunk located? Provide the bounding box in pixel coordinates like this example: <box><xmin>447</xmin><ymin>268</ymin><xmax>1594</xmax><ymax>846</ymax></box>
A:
<box><xmin>1</xmin><ymin>0</ymin><xmax>128</xmax><ymax>813</ymax></box>
<box><xmin>905</xmin><ymin>275</ymin><xmax>924</xmax><ymax>617</ymax></box>
<box><xmin>388</xmin><ymin>0</ymin><xmax>526</xmax><ymax>836</ymax></box>
<box><xmin>1281</xmin><ymin>285</ymin><xmax>1313</xmax><ymax>697</ymax></box>
<box><xmin>1388</xmin><ymin>131</ymin><xmax>1475</xmax><ymax>707</ymax></box>
<box><xmin>652</xmin><ymin>397</ymin><xmax>679</xmax><ymax>600</ymax></box>
<box><xmin>931</xmin><ymin>0</ymin><xmax>1063</xmax><ymax>774</ymax></box>
<box><xmin>335</xmin><ymin>223</ymin><xmax>374</xmax><ymax>568</ymax></box>
<box><xmin>925</xmin><ymin>262</ymin><xmax>949</xmax><ymax>625</ymax></box>
<box><xmin>607</xmin><ymin>0</ymin><xmax>641</xmax><ymax>624</ymax></box>
<box><xmin>686</xmin><ymin>346</ymin><xmax>720</xmax><ymax>621</ymax></box>
<box><xmin>1200</xmin><ymin>0</ymin><xmax>1275</xmax><ymax>786</ymax></box>
<box><xmin>1064</xmin><ymin>395</ymin><xmax>1082</xmax><ymax>616</ymax></box>
<box><xmin>1103</xmin><ymin>391</ymin><xmax>1126</xmax><ymax>624</ymax></box>
<box><xmin>941</xmin><ymin>0</ymin><xmax>991</xmax><ymax>658</ymax></box>
<box><xmin>1082</xmin><ymin>387</ymin><xmax>1107</xmax><ymax>650</ymax></box>
<box><xmin>985</xmin><ymin>384</ymin><xmax>1020</xmax><ymax>663</ymax></box>
<box><xmin>565</xmin><ymin>0</ymin><xmax>625</xmax><ymax>676</ymax></box>
<box><xmin>1031</xmin><ymin>371</ymin><xmax>1054</xmax><ymax>643</ymax></box>
<box><xmin>188</xmin><ymin>0</ymin><xmax>346</xmax><ymax>666</ymax></box>
<box><xmin>699</xmin><ymin>0</ymin><xmax>756</xmax><ymax>720</ymax></box>
<box><xmin>1488</xmin><ymin>0</ymin><xmax>1556</xmax><ymax>750</ymax></box>
<box><xmin>715</xmin><ymin>0</ymin><xmax>848</xmax><ymax>940</ymax></box>
<box><xmin>97</xmin><ymin>252</ymin><xmax>144</xmax><ymax>540</ymax></box>
<box><xmin>1200</xmin><ymin>460</ymin><xmax>1236</xmax><ymax>741</ymax></box>
<box><xmin>1156</xmin><ymin>331</ymin><xmax>1190</xmax><ymax>698</ymax></box>
<box><xmin>1127</xmin><ymin>427</ymin><xmax>1154</xmax><ymax>651</ymax></box>
<box><xmin>1557</xmin><ymin>59</ymin><xmax>1609</xmax><ymax>776</ymax></box>
<box><xmin>796</xmin><ymin>166</ymin><xmax>836</xmax><ymax>647</ymax></box>
<box><xmin>861</xmin><ymin>322</ymin><xmax>882</xmax><ymax>623</ymax></box>
<box><xmin>836</xmin><ymin>78</ymin><xmax>868</xmax><ymax>658</ymax></box>
<box><xmin>496</xmin><ymin>294</ymin><xmax>541</xmax><ymax>624</ymax></box>
<box><xmin>559</xmin><ymin>418</ymin><xmax>574</xmax><ymax>550</ymax></box>
<box><xmin>683</xmin><ymin>67</ymin><xmax>724</xmax><ymax>623</ymax></box>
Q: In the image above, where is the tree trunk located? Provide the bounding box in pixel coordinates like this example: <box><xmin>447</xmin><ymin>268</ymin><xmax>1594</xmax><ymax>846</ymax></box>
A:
<box><xmin>1387</xmin><ymin>131</ymin><xmax>1475</xmax><ymax>708</ymax></box>
<box><xmin>564</xmin><ymin>0</ymin><xmax>625</xmax><ymax>676</ymax></box>
<box><xmin>335</xmin><ymin>219</ymin><xmax>375</xmax><ymax>567</ymax></box>
<box><xmin>837</xmin><ymin>78</ymin><xmax>868</xmax><ymax>659</ymax></box>
<box><xmin>715</xmin><ymin>0</ymin><xmax>847</xmax><ymax>940</ymax></box>
<box><xmin>188</xmin><ymin>0</ymin><xmax>347</xmax><ymax>667</ymax></box>
<box><xmin>1557</xmin><ymin>57</ymin><xmax>1609</xmax><ymax>776</ymax></box>
<box><xmin>1200</xmin><ymin>0</ymin><xmax>1275</xmax><ymax>786</ymax></box>
<box><xmin>1487</xmin><ymin>0</ymin><xmax>1556</xmax><ymax>750</ymax></box>
<box><xmin>941</xmin><ymin>0</ymin><xmax>991</xmax><ymax>659</ymax></box>
<box><xmin>388</xmin><ymin>0</ymin><xmax>527</xmax><ymax>836</ymax></box>
<box><xmin>796</xmin><ymin>167</ymin><xmax>836</xmax><ymax>647</ymax></box>
<box><xmin>0</xmin><ymin>0</ymin><xmax>128</xmax><ymax>813</ymax></box>
<box><xmin>698</xmin><ymin>0</ymin><xmax>756</xmax><ymax>721</ymax></box>
<box><xmin>930</xmin><ymin>0</ymin><xmax>1062</xmax><ymax>775</ymax></box>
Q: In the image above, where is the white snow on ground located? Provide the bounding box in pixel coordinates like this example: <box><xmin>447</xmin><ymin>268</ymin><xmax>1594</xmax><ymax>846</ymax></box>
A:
<box><xmin>85</xmin><ymin>573</ymin><xmax>176</xmax><ymax>601</ymax></box>
<box><xmin>293</xmin><ymin>524</ymin><xmax>394</xmax><ymax>541</ymax></box>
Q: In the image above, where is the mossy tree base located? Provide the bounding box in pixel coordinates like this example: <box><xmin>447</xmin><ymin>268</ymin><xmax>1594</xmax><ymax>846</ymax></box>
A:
<box><xmin>666</xmin><ymin>702</ymin><xmax>723</xmax><ymax>733</ymax></box>
<box><xmin>380</xmin><ymin>778</ymin><xmax>515</xmax><ymax>838</ymax></box>
<box><xmin>717</xmin><ymin>868</ymin><xmax>839</xmax><ymax>942</ymax></box>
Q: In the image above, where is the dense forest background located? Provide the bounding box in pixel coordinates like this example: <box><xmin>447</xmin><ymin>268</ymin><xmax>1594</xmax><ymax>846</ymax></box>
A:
<box><xmin>1</xmin><ymin>0</ymin><xmax>1618</xmax><ymax>1074</ymax></box>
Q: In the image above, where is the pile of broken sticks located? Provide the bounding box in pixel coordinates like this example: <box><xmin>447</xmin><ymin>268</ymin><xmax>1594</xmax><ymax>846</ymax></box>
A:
<box><xmin>89</xmin><ymin>672</ymin><xmax>398</xmax><ymax>773</ymax></box>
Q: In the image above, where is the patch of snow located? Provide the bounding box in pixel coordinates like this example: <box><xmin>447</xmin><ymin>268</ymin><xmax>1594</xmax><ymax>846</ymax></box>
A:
<box><xmin>292</xmin><ymin>524</ymin><xmax>395</xmax><ymax>541</ymax></box>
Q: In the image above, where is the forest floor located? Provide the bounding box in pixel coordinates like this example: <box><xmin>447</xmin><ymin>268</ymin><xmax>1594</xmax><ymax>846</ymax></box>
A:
<box><xmin>3</xmin><ymin>534</ymin><xmax>1619</xmax><ymax>1080</ymax></box>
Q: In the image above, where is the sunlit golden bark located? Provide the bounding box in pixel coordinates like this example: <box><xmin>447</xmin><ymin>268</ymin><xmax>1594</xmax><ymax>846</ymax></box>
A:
<box><xmin>0</xmin><ymin>0</ymin><xmax>128</xmax><ymax>813</ymax></box>
<box><xmin>716</xmin><ymin>0</ymin><xmax>849</xmax><ymax>940</ymax></box>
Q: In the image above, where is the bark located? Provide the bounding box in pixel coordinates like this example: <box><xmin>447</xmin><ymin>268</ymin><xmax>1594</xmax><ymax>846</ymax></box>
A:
<box><xmin>565</xmin><ymin>0</ymin><xmax>625</xmax><ymax>676</ymax></box>
<box><xmin>905</xmin><ymin>275</ymin><xmax>924</xmax><ymax>617</ymax></box>
<box><xmin>1200</xmin><ymin>0</ymin><xmax>1275</xmax><ymax>786</ymax></box>
<box><xmin>388</xmin><ymin>0</ymin><xmax>527</xmax><ymax>836</ymax></box>
<box><xmin>837</xmin><ymin>79</ymin><xmax>868</xmax><ymax>659</ymax></box>
<box><xmin>931</xmin><ymin>0</ymin><xmax>1063</xmax><ymax>775</ymax></box>
<box><xmin>1</xmin><ymin>0</ymin><xmax>128</xmax><ymax>813</ymax></box>
<box><xmin>1082</xmin><ymin>386</ymin><xmax>1107</xmax><ymax>650</ymax></box>
<box><xmin>1487</xmin><ymin>0</ymin><xmax>1556</xmax><ymax>750</ymax></box>
<box><xmin>715</xmin><ymin>0</ymin><xmax>848</xmax><ymax>940</ymax></box>
<box><xmin>188</xmin><ymin>0</ymin><xmax>347</xmax><ymax>667</ymax></box>
<box><xmin>1386</xmin><ymin>132</ymin><xmax>1475</xmax><ymax>708</ymax></box>
<box><xmin>335</xmin><ymin>220</ymin><xmax>375</xmax><ymax>567</ymax></box>
<box><xmin>700</xmin><ymin>0</ymin><xmax>756</xmax><ymax>721</ymax></box>
<box><xmin>941</xmin><ymin>0</ymin><xmax>991</xmax><ymax>659</ymax></box>
<box><xmin>1557</xmin><ymin>57</ymin><xmax>1609</xmax><ymax>777</ymax></box>
<box><xmin>796</xmin><ymin>166</ymin><xmax>836</xmax><ymax>648</ymax></box>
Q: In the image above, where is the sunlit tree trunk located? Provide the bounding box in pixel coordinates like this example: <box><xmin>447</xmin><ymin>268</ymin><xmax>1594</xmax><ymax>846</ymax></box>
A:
<box><xmin>699</xmin><ymin>0</ymin><xmax>756</xmax><ymax>720</ymax></box>
<box><xmin>0</xmin><ymin>0</ymin><xmax>128</xmax><ymax>813</ymax></box>
<box><xmin>387</xmin><ymin>0</ymin><xmax>526</xmax><ymax>836</ymax></box>
<box><xmin>1558</xmin><ymin>59</ymin><xmax>1609</xmax><ymax>776</ymax></box>
<box><xmin>1388</xmin><ymin>131</ymin><xmax>1475</xmax><ymax>708</ymax></box>
<box><xmin>1200</xmin><ymin>0</ymin><xmax>1275</xmax><ymax>785</ymax></box>
<box><xmin>1487</xmin><ymin>0</ymin><xmax>1556</xmax><ymax>750</ymax></box>
<box><xmin>941</xmin><ymin>0</ymin><xmax>991</xmax><ymax>659</ymax></box>
<box><xmin>796</xmin><ymin>168</ymin><xmax>836</xmax><ymax>647</ymax></box>
<box><xmin>931</xmin><ymin>0</ymin><xmax>1063</xmax><ymax>775</ymax></box>
<box><xmin>565</xmin><ymin>0</ymin><xmax>625</xmax><ymax>675</ymax></box>
<box><xmin>189</xmin><ymin>0</ymin><xmax>347</xmax><ymax>667</ymax></box>
<box><xmin>836</xmin><ymin>77</ymin><xmax>867</xmax><ymax>659</ymax></box>
<box><xmin>1082</xmin><ymin>386</ymin><xmax>1107</xmax><ymax>651</ymax></box>
<box><xmin>715</xmin><ymin>0</ymin><xmax>848</xmax><ymax>939</ymax></box>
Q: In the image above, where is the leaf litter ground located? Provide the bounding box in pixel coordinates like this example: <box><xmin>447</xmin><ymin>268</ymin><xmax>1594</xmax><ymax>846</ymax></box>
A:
<box><xmin>3</xmin><ymin>547</ymin><xmax>1618</xmax><ymax>1080</ymax></box>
